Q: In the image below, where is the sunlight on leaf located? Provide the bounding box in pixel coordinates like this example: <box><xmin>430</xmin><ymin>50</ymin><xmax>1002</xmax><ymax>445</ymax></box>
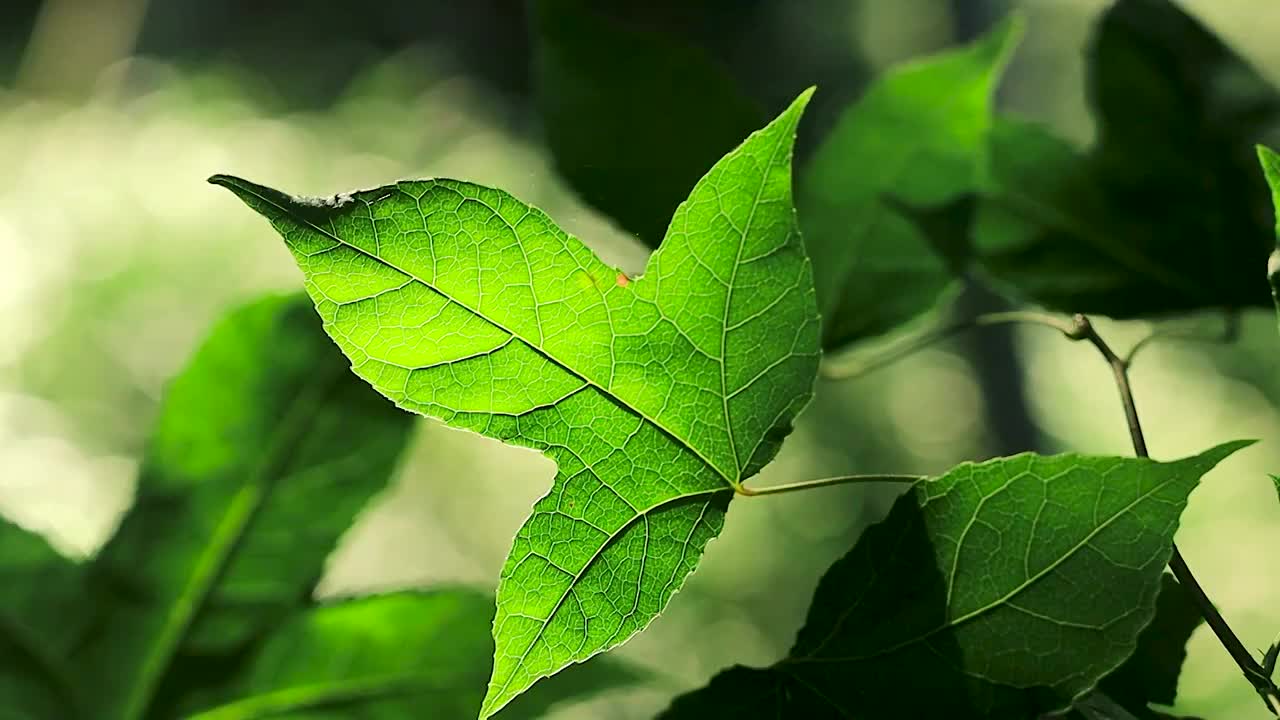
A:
<box><xmin>214</xmin><ymin>90</ymin><xmax>820</xmax><ymax>718</ymax></box>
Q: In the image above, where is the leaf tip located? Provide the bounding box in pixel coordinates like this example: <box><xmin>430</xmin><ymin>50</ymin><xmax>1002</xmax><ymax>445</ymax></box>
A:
<box><xmin>1259</xmin><ymin>145</ymin><xmax>1280</xmax><ymax>181</ymax></box>
<box><xmin>782</xmin><ymin>85</ymin><xmax>817</xmax><ymax>124</ymax></box>
<box><xmin>207</xmin><ymin>173</ymin><xmax>264</xmax><ymax>201</ymax></box>
<box><xmin>1195</xmin><ymin>439</ymin><xmax>1257</xmax><ymax>468</ymax></box>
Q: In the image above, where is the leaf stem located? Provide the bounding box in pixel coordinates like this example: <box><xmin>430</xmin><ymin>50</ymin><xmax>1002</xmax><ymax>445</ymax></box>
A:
<box><xmin>1068</xmin><ymin>313</ymin><xmax>1280</xmax><ymax>715</ymax></box>
<box><xmin>738</xmin><ymin>474</ymin><xmax>921</xmax><ymax>497</ymax></box>
<box><xmin>822</xmin><ymin>310</ymin><xmax>1081</xmax><ymax>381</ymax></box>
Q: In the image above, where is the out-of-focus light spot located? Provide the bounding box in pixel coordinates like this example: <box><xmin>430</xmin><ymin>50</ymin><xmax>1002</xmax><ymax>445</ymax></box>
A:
<box><xmin>0</xmin><ymin>434</ymin><xmax>134</xmax><ymax>557</ymax></box>
<box><xmin>884</xmin><ymin>351</ymin><xmax>983</xmax><ymax>462</ymax></box>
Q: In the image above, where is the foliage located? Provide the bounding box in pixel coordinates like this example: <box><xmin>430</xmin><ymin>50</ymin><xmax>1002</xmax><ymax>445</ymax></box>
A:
<box><xmin>213</xmin><ymin>89</ymin><xmax>819</xmax><ymax>717</ymax></box>
<box><xmin>972</xmin><ymin>0</ymin><xmax>1280</xmax><ymax>316</ymax></box>
<box><xmin>659</xmin><ymin>447</ymin><xmax>1242</xmax><ymax>718</ymax></box>
<box><xmin>5</xmin><ymin>0</ymin><xmax>1280</xmax><ymax>718</ymax></box>
<box><xmin>0</xmin><ymin>296</ymin><xmax>633</xmax><ymax>719</ymax></box>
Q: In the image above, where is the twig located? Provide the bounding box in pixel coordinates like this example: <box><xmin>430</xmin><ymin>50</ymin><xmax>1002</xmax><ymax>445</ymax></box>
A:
<box><xmin>822</xmin><ymin>310</ymin><xmax>1081</xmax><ymax>381</ymax></box>
<box><xmin>738</xmin><ymin>474</ymin><xmax>920</xmax><ymax>497</ymax></box>
<box><xmin>1069</xmin><ymin>314</ymin><xmax>1280</xmax><ymax>715</ymax></box>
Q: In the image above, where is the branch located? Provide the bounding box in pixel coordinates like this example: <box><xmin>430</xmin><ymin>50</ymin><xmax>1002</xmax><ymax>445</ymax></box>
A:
<box><xmin>1069</xmin><ymin>314</ymin><xmax>1279</xmax><ymax>714</ymax></box>
<box><xmin>822</xmin><ymin>310</ymin><xmax>1082</xmax><ymax>381</ymax></box>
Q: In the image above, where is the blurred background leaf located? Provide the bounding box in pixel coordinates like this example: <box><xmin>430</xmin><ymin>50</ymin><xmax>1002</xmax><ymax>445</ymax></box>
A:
<box><xmin>68</xmin><ymin>294</ymin><xmax>414</xmax><ymax>720</ymax></box>
<box><xmin>531</xmin><ymin>0</ymin><xmax>764</xmax><ymax>247</ymax></box>
<box><xmin>174</xmin><ymin>589</ymin><xmax>641</xmax><ymax>720</ymax></box>
<box><xmin>800</xmin><ymin>16</ymin><xmax>1019</xmax><ymax>350</ymax></box>
<box><xmin>2</xmin><ymin>1</ymin><xmax>1280</xmax><ymax>718</ymax></box>
<box><xmin>973</xmin><ymin>0</ymin><xmax>1280</xmax><ymax>316</ymax></box>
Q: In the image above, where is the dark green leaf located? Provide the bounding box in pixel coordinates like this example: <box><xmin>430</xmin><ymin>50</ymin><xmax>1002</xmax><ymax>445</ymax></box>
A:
<box><xmin>213</xmin><ymin>91</ymin><xmax>819</xmax><ymax>718</ymax></box>
<box><xmin>1098</xmin><ymin>575</ymin><xmax>1202</xmax><ymax>712</ymax></box>
<box><xmin>0</xmin><ymin>517</ymin><xmax>82</xmax><ymax>654</ymax></box>
<box><xmin>1066</xmin><ymin>690</ymin><xmax>1202</xmax><ymax>720</ymax></box>
<box><xmin>661</xmin><ymin>443</ymin><xmax>1247</xmax><ymax>719</ymax></box>
<box><xmin>974</xmin><ymin>0</ymin><xmax>1280</xmax><ymax>316</ymax></box>
<box><xmin>0</xmin><ymin>519</ymin><xmax>77</xmax><ymax>719</ymax></box>
<box><xmin>800</xmin><ymin>16</ymin><xmax>1021</xmax><ymax>349</ymax></box>
<box><xmin>174</xmin><ymin>589</ymin><xmax>641</xmax><ymax>720</ymax></box>
<box><xmin>0</xmin><ymin>629</ymin><xmax>72</xmax><ymax>720</ymax></box>
<box><xmin>532</xmin><ymin>0</ymin><xmax>764</xmax><ymax>247</ymax></box>
<box><xmin>69</xmin><ymin>294</ymin><xmax>415</xmax><ymax>720</ymax></box>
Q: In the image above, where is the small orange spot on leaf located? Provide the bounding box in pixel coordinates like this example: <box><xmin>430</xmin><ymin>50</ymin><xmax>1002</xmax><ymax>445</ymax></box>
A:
<box><xmin>616</xmin><ymin>272</ymin><xmax>631</xmax><ymax>287</ymax></box>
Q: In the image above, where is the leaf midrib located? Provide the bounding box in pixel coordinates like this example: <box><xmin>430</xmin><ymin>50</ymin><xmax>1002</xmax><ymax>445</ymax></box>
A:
<box><xmin>222</xmin><ymin>177</ymin><xmax>738</xmax><ymax>489</ymax></box>
<box><xmin>116</xmin><ymin>363</ymin><xmax>345</xmax><ymax>720</ymax></box>
<box><xmin>185</xmin><ymin>672</ymin><xmax>443</xmax><ymax>720</ymax></box>
<box><xmin>482</xmin><ymin>485</ymin><xmax>729</xmax><ymax>717</ymax></box>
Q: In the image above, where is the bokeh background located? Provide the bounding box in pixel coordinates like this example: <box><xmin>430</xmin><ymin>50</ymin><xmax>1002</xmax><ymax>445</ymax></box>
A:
<box><xmin>2</xmin><ymin>0</ymin><xmax>1280</xmax><ymax>717</ymax></box>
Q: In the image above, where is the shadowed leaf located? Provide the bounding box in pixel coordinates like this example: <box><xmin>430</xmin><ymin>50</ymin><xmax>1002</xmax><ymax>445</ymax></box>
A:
<box><xmin>661</xmin><ymin>443</ymin><xmax>1246</xmax><ymax>719</ymax></box>
<box><xmin>532</xmin><ymin>0</ymin><xmax>763</xmax><ymax>247</ymax></box>
<box><xmin>974</xmin><ymin>0</ymin><xmax>1280</xmax><ymax>316</ymax></box>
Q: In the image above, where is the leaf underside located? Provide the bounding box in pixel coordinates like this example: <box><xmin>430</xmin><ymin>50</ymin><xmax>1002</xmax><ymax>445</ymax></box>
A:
<box><xmin>214</xmin><ymin>89</ymin><xmax>820</xmax><ymax>718</ymax></box>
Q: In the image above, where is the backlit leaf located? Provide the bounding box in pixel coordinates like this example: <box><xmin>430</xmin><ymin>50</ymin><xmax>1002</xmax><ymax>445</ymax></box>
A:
<box><xmin>213</xmin><ymin>90</ymin><xmax>820</xmax><ymax>718</ymax></box>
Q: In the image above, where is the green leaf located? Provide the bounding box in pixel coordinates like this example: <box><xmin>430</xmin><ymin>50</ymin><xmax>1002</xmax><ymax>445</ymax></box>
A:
<box><xmin>1259</xmin><ymin>145</ymin><xmax>1280</xmax><ymax>330</ymax></box>
<box><xmin>212</xmin><ymin>90</ymin><xmax>820</xmax><ymax>718</ymax></box>
<box><xmin>532</xmin><ymin>0</ymin><xmax>764</xmax><ymax>247</ymax></box>
<box><xmin>1097</xmin><ymin>575</ymin><xmax>1202</xmax><ymax>714</ymax></box>
<box><xmin>973</xmin><ymin>0</ymin><xmax>1280</xmax><ymax>316</ymax></box>
<box><xmin>175</xmin><ymin>589</ymin><xmax>641</xmax><ymax>720</ymax></box>
<box><xmin>799</xmin><ymin>15</ymin><xmax>1021</xmax><ymax>349</ymax></box>
<box><xmin>69</xmin><ymin>294</ymin><xmax>415</xmax><ymax>720</ymax></box>
<box><xmin>0</xmin><ymin>519</ymin><xmax>77</xmax><ymax>719</ymax></box>
<box><xmin>0</xmin><ymin>517</ymin><xmax>82</xmax><ymax>654</ymax></box>
<box><xmin>660</xmin><ymin>442</ymin><xmax>1247</xmax><ymax>719</ymax></box>
<box><xmin>0</xmin><ymin>630</ymin><xmax>71</xmax><ymax>720</ymax></box>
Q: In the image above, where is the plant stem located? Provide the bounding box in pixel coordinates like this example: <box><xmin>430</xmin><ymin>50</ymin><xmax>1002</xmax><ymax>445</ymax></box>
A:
<box><xmin>1069</xmin><ymin>314</ymin><xmax>1279</xmax><ymax>714</ymax></box>
<box><xmin>738</xmin><ymin>474</ymin><xmax>921</xmax><ymax>497</ymax></box>
<box><xmin>822</xmin><ymin>310</ymin><xmax>1080</xmax><ymax>381</ymax></box>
